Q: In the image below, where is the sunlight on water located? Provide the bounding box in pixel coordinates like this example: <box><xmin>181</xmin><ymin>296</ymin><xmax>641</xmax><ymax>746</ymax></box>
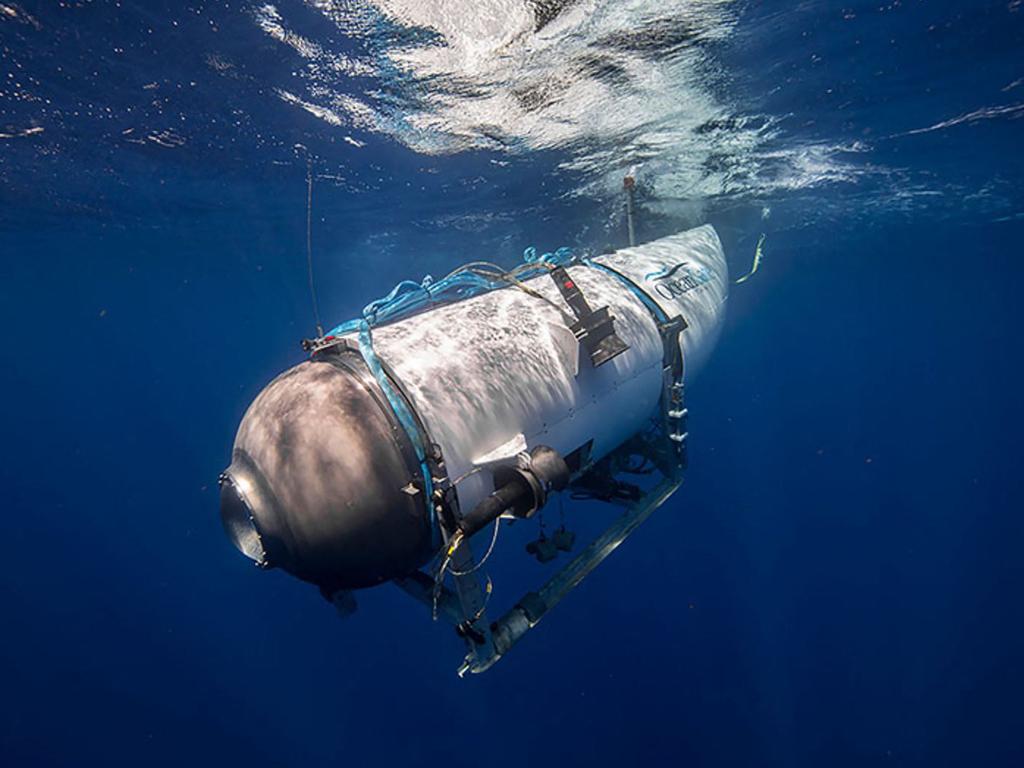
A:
<box><xmin>1</xmin><ymin>1</ymin><xmax>1021</xmax><ymax>227</ymax></box>
<box><xmin>256</xmin><ymin>0</ymin><xmax>868</xmax><ymax>205</ymax></box>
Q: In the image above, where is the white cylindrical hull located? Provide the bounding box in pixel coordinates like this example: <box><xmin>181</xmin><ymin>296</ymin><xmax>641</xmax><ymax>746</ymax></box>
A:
<box><xmin>362</xmin><ymin>225</ymin><xmax>728</xmax><ymax>515</ymax></box>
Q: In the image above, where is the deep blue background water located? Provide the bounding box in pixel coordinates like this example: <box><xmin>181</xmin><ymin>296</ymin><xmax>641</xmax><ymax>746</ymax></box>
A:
<box><xmin>2</xmin><ymin>1</ymin><xmax>1023</xmax><ymax>766</ymax></box>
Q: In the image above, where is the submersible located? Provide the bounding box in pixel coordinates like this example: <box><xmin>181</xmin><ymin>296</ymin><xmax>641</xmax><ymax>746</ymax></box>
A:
<box><xmin>220</xmin><ymin>224</ymin><xmax>727</xmax><ymax>673</ymax></box>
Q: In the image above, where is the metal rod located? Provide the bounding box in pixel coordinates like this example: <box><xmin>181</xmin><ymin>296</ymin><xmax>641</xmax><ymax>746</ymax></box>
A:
<box><xmin>476</xmin><ymin>476</ymin><xmax>682</xmax><ymax>672</ymax></box>
<box><xmin>624</xmin><ymin>174</ymin><xmax>636</xmax><ymax>247</ymax></box>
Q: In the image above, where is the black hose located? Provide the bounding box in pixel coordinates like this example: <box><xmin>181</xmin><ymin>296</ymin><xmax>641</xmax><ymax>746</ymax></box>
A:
<box><xmin>459</xmin><ymin>479</ymin><xmax>530</xmax><ymax>538</ymax></box>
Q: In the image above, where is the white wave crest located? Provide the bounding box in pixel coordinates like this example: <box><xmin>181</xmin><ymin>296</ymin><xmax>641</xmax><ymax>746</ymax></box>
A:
<box><xmin>255</xmin><ymin>0</ymin><xmax>871</xmax><ymax>204</ymax></box>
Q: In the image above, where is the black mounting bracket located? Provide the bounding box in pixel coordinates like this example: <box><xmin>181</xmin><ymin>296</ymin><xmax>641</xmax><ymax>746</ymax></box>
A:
<box><xmin>550</xmin><ymin>266</ymin><xmax>630</xmax><ymax>367</ymax></box>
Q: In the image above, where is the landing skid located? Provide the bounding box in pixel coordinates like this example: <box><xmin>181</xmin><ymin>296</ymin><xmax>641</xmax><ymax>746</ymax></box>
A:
<box><xmin>395</xmin><ymin>448</ymin><xmax>683</xmax><ymax>675</ymax></box>
<box><xmin>471</xmin><ymin>474</ymin><xmax>681</xmax><ymax>674</ymax></box>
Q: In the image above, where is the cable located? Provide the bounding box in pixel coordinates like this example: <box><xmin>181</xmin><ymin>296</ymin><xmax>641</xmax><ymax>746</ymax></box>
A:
<box><xmin>449</xmin><ymin>518</ymin><xmax>501</xmax><ymax>576</ymax></box>
<box><xmin>431</xmin><ymin>530</ymin><xmax>463</xmax><ymax>620</ymax></box>
<box><xmin>468</xmin><ymin>575</ymin><xmax>493</xmax><ymax>623</ymax></box>
<box><xmin>305</xmin><ymin>155</ymin><xmax>324</xmax><ymax>337</ymax></box>
<box><xmin>430</xmin><ymin>516</ymin><xmax>503</xmax><ymax>619</ymax></box>
<box><xmin>456</xmin><ymin>264</ymin><xmax>575</xmax><ymax>323</ymax></box>
<box><xmin>451</xmin><ymin>466</ymin><xmax>483</xmax><ymax>487</ymax></box>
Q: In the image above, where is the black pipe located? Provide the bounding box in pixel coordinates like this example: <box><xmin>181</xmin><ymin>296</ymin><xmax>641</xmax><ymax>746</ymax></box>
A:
<box><xmin>458</xmin><ymin>479</ymin><xmax>530</xmax><ymax>538</ymax></box>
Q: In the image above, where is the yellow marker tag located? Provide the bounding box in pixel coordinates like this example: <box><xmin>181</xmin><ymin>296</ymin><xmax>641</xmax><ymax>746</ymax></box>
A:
<box><xmin>736</xmin><ymin>233</ymin><xmax>766</xmax><ymax>284</ymax></box>
<box><xmin>447</xmin><ymin>531</ymin><xmax>463</xmax><ymax>557</ymax></box>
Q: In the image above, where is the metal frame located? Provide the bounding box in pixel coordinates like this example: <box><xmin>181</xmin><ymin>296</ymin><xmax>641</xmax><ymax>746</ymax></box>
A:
<box><xmin>395</xmin><ymin>459</ymin><xmax>682</xmax><ymax>675</ymax></box>
<box><xmin>471</xmin><ymin>474</ymin><xmax>681</xmax><ymax>674</ymax></box>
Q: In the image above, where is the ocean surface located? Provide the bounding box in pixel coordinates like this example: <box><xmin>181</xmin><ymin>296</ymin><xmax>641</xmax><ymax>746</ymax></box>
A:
<box><xmin>2</xmin><ymin>1</ymin><xmax>1023</xmax><ymax>766</ymax></box>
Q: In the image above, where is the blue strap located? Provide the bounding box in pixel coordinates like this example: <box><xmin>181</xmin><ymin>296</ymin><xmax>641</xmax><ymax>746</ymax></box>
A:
<box><xmin>583</xmin><ymin>258</ymin><xmax>669</xmax><ymax>324</ymax></box>
<box><xmin>357</xmin><ymin>321</ymin><xmax>439</xmax><ymax>544</ymax></box>
<box><xmin>584</xmin><ymin>258</ymin><xmax>687</xmax><ymax>457</ymax></box>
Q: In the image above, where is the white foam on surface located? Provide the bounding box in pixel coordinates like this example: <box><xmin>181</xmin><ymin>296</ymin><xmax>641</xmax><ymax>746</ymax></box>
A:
<box><xmin>254</xmin><ymin>0</ymin><xmax>868</xmax><ymax>204</ymax></box>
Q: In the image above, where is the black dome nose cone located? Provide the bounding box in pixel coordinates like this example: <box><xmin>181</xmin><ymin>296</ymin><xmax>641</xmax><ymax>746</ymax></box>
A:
<box><xmin>220</xmin><ymin>352</ymin><xmax>435</xmax><ymax>591</ymax></box>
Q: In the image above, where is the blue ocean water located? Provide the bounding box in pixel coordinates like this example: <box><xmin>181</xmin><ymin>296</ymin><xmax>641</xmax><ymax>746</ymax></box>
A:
<box><xmin>2</xmin><ymin>1</ymin><xmax>1023</xmax><ymax>766</ymax></box>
